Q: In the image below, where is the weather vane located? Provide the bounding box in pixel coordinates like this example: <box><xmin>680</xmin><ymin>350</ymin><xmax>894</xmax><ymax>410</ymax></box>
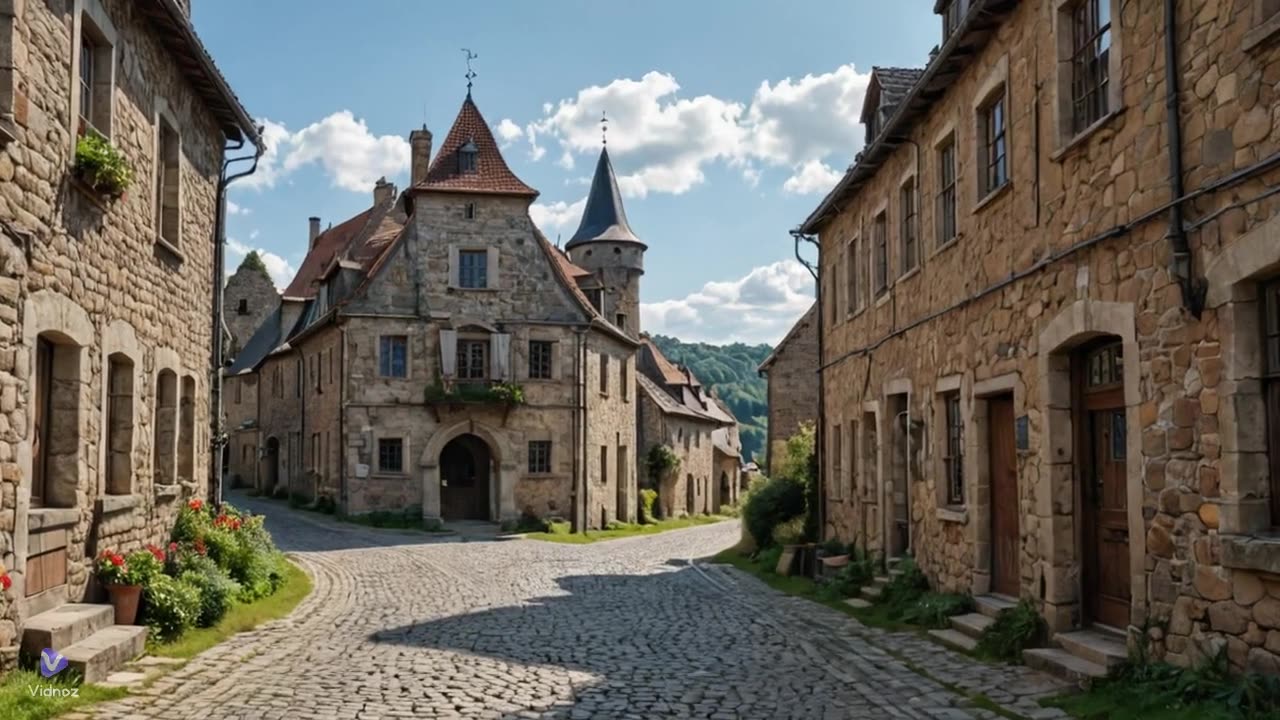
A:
<box><xmin>601</xmin><ymin>111</ymin><xmax>608</xmax><ymax>146</ymax></box>
<box><xmin>462</xmin><ymin>48</ymin><xmax>478</xmax><ymax>95</ymax></box>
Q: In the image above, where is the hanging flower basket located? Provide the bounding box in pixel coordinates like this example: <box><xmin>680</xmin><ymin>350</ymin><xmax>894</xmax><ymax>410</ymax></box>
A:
<box><xmin>73</xmin><ymin>134</ymin><xmax>132</xmax><ymax>200</ymax></box>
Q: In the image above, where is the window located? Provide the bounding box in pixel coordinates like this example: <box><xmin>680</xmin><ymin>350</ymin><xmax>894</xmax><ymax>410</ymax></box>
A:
<box><xmin>236</xmin><ymin>298</ymin><xmax>248</xmax><ymax>315</ymax></box>
<box><xmin>980</xmin><ymin>91</ymin><xmax>1008</xmax><ymax>196</ymax></box>
<box><xmin>943</xmin><ymin>392</ymin><xmax>964</xmax><ymax>505</ymax></box>
<box><xmin>874</xmin><ymin>212</ymin><xmax>888</xmax><ymax>294</ymax></box>
<box><xmin>234</xmin><ymin>377</ymin><xmax>242</xmax><ymax>405</ymax></box>
<box><xmin>458</xmin><ymin>250</ymin><xmax>488</xmax><ymax>289</ymax></box>
<box><xmin>76</xmin><ymin>5</ymin><xmax>115</xmax><ymax>137</ymax></box>
<box><xmin>942</xmin><ymin>0</ymin><xmax>967</xmax><ymax>39</ymax></box>
<box><xmin>32</xmin><ymin>335</ymin><xmax>83</xmax><ymax>511</ymax></box>
<box><xmin>178</xmin><ymin>376</ymin><xmax>195</xmax><ymax>481</ymax></box>
<box><xmin>844</xmin><ymin>239</ymin><xmax>858</xmax><ymax>315</ymax></box>
<box><xmin>528</xmin><ymin>441</ymin><xmax>552</xmax><ymax>474</ymax></box>
<box><xmin>1086</xmin><ymin>341</ymin><xmax>1124</xmax><ymax>388</ymax></box>
<box><xmin>832</xmin><ymin>423</ymin><xmax>843</xmax><ymax>501</ymax></box>
<box><xmin>104</xmin><ymin>353</ymin><xmax>133</xmax><ymax>491</ymax></box>
<box><xmin>156</xmin><ymin>113</ymin><xmax>181</xmax><ymax>245</ymax></box>
<box><xmin>586</xmin><ymin>288</ymin><xmax>603</xmax><ymax>312</ymax></box>
<box><xmin>458</xmin><ymin>139</ymin><xmax>478</xmax><ymax>173</ymax></box>
<box><xmin>379</xmin><ymin>335</ymin><xmax>408</xmax><ymax>378</ymax></box>
<box><xmin>900</xmin><ymin>178</ymin><xmax>918</xmax><ymax>274</ymax></box>
<box><xmin>621</xmin><ymin>359</ymin><xmax>630</xmax><ymax>402</ymax></box>
<box><xmin>464</xmin><ymin>202</ymin><xmax>476</xmax><ymax>220</ymax></box>
<box><xmin>377</xmin><ymin>438</ymin><xmax>404</xmax><ymax>473</ymax></box>
<box><xmin>457</xmin><ymin>340</ymin><xmax>487</xmax><ymax>380</ymax></box>
<box><xmin>1070</xmin><ymin>0</ymin><xmax>1112</xmax><ymax>133</ymax></box>
<box><xmin>153</xmin><ymin>370</ymin><xmax>177</xmax><ymax>487</ymax></box>
<box><xmin>600</xmin><ymin>445</ymin><xmax>609</xmax><ymax>485</ymax></box>
<box><xmin>600</xmin><ymin>354</ymin><xmax>610</xmax><ymax>394</ymax></box>
<box><xmin>615</xmin><ymin>313</ymin><xmax>627</xmax><ymax>331</ymax></box>
<box><xmin>936</xmin><ymin>137</ymin><xmax>958</xmax><ymax>247</ymax></box>
<box><xmin>1263</xmin><ymin>278</ymin><xmax>1280</xmax><ymax>525</ymax></box>
<box><xmin>295</xmin><ymin>358</ymin><xmax>302</xmax><ymax>398</ymax></box>
<box><xmin>529</xmin><ymin>340</ymin><xmax>553</xmax><ymax>380</ymax></box>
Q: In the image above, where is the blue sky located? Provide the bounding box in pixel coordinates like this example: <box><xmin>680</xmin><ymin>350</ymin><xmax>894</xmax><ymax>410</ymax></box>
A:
<box><xmin>200</xmin><ymin>1</ymin><xmax>939</xmax><ymax>344</ymax></box>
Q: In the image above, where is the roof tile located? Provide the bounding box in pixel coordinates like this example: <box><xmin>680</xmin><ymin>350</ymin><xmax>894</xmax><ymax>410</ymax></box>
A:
<box><xmin>414</xmin><ymin>96</ymin><xmax>538</xmax><ymax>198</ymax></box>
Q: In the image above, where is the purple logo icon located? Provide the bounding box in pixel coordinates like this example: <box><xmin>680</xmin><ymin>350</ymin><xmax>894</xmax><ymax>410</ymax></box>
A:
<box><xmin>39</xmin><ymin>648</ymin><xmax>68</xmax><ymax>678</ymax></box>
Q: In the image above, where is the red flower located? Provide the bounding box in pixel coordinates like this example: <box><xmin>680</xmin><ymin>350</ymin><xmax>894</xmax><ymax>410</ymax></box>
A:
<box><xmin>1</xmin><ymin>573</ymin><xmax>11</xmax><ymax>591</ymax></box>
<box><xmin>188</xmin><ymin>498</ymin><xmax>204</xmax><ymax>512</ymax></box>
<box><xmin>194</xmin><ymin>538</ymin><xmax>206</xmax><ymax>555</ymax></box>
<box><xmin>168</xmin><ymin>542</ymin><xmax>178</xmax><ymax>553</ymax></box>
<box><xmin>110</xmin><ymin>554</ymin><xmax>124</xmax><ymax>567</ymax></box>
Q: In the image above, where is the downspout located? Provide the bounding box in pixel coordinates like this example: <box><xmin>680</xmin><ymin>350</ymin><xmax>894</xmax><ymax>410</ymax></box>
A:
<box><xmin>339</xmin><ymin>325</ymin><xmax>347</xmax><ymax>512</ymax></box>
<box><xmin>1163</xmin><ymin>0</ymin><xmax>1205</xmax><ymax>318</ymax></box>
<box><xmin>792</xmin><ymin>229</ymin><xmax>823</xmax><ymax>541</ymax></box>
<box><xmin>573</xmin><ymin>328</ymin><xmax>588</xmax><ymax>532</ymax></box>
<box><xmin>211</xmin><ymin>136</ymin><xmax>262</xmax><ymax>507</ymax></box>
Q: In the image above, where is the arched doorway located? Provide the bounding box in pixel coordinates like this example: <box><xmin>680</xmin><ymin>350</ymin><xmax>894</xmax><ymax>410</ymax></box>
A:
<box><xmin>719</xmin><ymin>471</ymin><xmax>730</xmax><ymax>508</ymax></box>
<box><xmin>264</xmin><ymin>437</ymin><xmax>280</xmax><ymax>494</ymax></box>
<box><xmin>440</xmin><ymin>434</ymin><xmax>492</xmax><ymax>521</ymax></box>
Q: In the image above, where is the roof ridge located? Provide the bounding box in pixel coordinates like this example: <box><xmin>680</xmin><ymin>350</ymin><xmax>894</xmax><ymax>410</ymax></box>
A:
<box><xmin>414</xmin><ymin>96</ymin><xmax>538</xmax><ymax>198</ymax></box>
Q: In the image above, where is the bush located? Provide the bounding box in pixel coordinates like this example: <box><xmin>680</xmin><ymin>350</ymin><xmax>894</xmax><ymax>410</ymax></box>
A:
<box><xmin>741</xmin><ymin>475</ymin><xmax>805</xmax><ymax>547</ymax></box>
<box><xmin>821</xmin><ymin>548</ymin><xmax>877</xmax><ymax>598</ymax></box>
<box><xmin>771</xmin><ymin>515</ymin><xmax>807</xmax><ymax>546</ymax></box>
<box><xmin>976</xmin><ymin>598</ymin><xmax>1047</xmax><ymax>662</ymax></box>
<box><xmin>123</xmin><ymin>549</ymin><xmax>165</xmax><ymax>587</ymax></box>
<box><xmin>880</xmin><ymin>556</ymin><xmax>930</xmax><ymax>610</ymax></box>
<box><xmin>179</xmin><ymin>568</ymin><xmax>239</xmax><ymax>628</ymax></box>
<box><xmin>142</xmin><ymin>574</ymin><xmax>201</xmax><ymax>642</ymax></box>
<box><xmin>899</xmin><ymin>592</ymin><xmax>974</xmax><ymax>628</ymax></box>
<box><xmin>639</xmin><ymin>489</ymin><xmax>659</xmax><ymax>524</ymax></box>
<box><xmin>171</xmin><ymin>501</ymin><xmax>212</xmax><ymax>543</ymax></box>
<box><xmin>820</xmin><ymin>538</ymin><xmax>847</xmax><ymax>557</ymax></box>
<box><xmin>546</xmin><ymin>521</ymin><xmax>572</xmax><ymax>535</ymax></box>
<box><xmin>717</xmin><ymin>504</ymin><xmax>739</xmax><ymax>518</ymax></box>
<box><xmin>645</xmin><ymin>445</ymin><xmax>680</xmax><ymax>483</ymax></box>
<box><xmin>755</xmin><ymin>545</ymin><xmax>783</xmax><ymax>572</ymax></box>
<box><xmin>512</xmin><ymin>511</ymin><xmax>549</xmax><ymax>533</ymax></box>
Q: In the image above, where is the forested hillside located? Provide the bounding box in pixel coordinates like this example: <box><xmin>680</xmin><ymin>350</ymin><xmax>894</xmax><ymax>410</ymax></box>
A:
<box><xmin>649</xmin><ymin>335</ymin><xmax>771</xmax><ymax>464</ymax></box>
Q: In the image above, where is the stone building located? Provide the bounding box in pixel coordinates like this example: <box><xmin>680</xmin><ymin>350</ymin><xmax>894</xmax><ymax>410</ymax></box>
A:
<box><xmin>758</xmin><ymin>302</ymin><xmax>818</xmax><ymax>476</ymax></box>
<box><xmin>223</xmin><ymin>252</ymin><xmax>279</xmax><ymax>358</ymax></box>
<box><xmin>803</xmin><ymin>0</ymin><xmax>1280</xmax><ymax>677</ymax></box>
<box><xmin>0</xmin><ymin>0</ymin><xmax>258</xmax><ymax>674</ymax></box>
<box><xmin>636</xmin><ymin>338</ymin><xmax>738</xmax><ymax>518</ymax></box>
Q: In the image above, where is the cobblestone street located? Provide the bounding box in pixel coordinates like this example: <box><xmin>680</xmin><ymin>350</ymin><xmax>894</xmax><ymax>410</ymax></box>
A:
<box><xmin>84</xmin><ymin>495</ymin><xmax>1069</xmax><ymax>720</ymax></box>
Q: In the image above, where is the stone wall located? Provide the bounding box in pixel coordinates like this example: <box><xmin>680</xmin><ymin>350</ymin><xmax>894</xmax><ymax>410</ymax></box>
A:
<box><xmin>0</xmin><ymin>0</ymin><xmax>228</xmax><ymax>664</ymax></box>
<box><xmin>762</xmin><ymin>305</ymin><xmax>818</xmax><ymax>477</ymax></box>
<box><xmin>815</xmin><ymin>0</ymin><xmax>1280</xmax><ymax>674</ymax></box>
<box><xmin>223</xmin><ymin>259</ymin><xmax>278</xmax><ymax>358</ymax></box>
<box><xmin>584</xmin><ymin>332</ymin><xmax>638</xmax><ymax>526</ymax></box>
<box><xmin>257</xmin><ymin>351</ymin><xmax>301</xmax><ymax>496</ymax></box>
<box><xmin>224</xmin><ymin>372</ymin><xmax>258</xmax><ymax>488</ymax></box>
<box><xmin>637</xmin><ymin>393</ymin><xmax>717</xmax><ymax>519</ymax></box>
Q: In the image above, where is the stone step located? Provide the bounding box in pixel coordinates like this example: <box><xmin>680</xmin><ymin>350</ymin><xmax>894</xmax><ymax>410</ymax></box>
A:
<box><xmin>973</xmin><ymin>593</ymin><xmax>1018</xmax><ymax>620</ymax></box>
<box><xmin>861</xmin><ymin>584</ymin><xmax>883</xmax><ymax>601</ymax></box>
<box><xmin>62</xmin><ymin>625</ymin><xmax>148</xmax><ymax>684</ymax></box>
<box><xmin>949</xmin><ymin>612</ymin><xmax>994</xmax><ymax>639</ymax></box>
<box><xmin>1023</xmin><ymin>648</ymin><xmax>1108</xmax><ymax>685</ymax></box>
<box><xmin>872</xmin><ymin>576</ymin><xmax>891</xmax><ymax>587</ymax></box>
<box><xmin>888</xmin><ymin>567</ymin><xmax>904</xmax><ymax>578</ymax></box>
<box><xmin>1055</xmin><ymin>629</ymin><xmax>1127</xmax><ymax>669</ymax></box>
<box><xmin>21</xmin><ymin>604</ymin><xmax>116</xmax><ymax>658</ymax></box>
<box><xmin>929</xmin><ymin>628</ymin><xmax>978</xmax><ymax>653</ymax></box>
<box><xmin>886</xmin><ymin>556</ymin><xmax>903</xmax><ymax>568</ymax></box>
<box><xmin>843</xmin><ymin>597</ymin><xmax>873</xmax><ymax>609</ymax></box>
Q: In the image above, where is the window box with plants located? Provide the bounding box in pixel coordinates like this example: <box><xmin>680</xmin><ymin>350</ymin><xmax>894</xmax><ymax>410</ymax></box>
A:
<box><xmin>73</xmin><ymin>133</ymin><xmax>132</xmax><ymax>202</ymax></box>
<box><xmin>424</xmin><ymin>381</ymin><xmax>526</xmax><ymax>422</ymax></box>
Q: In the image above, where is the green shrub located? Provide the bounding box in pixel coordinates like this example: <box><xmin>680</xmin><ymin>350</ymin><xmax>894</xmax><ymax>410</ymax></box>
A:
<box><xmin>546</xmin><ymin>521</ymin><xmax>572</xmax><ymax>535</ymax></box>
<box><xmin>741</xmin><ymin>475</ymin><xmax>805</xmax><ymax>547</ymax></box>
<box><xmin>754</xmin><ymin>545</ymin><xmax>783</xmax><ymax>572</ymax></box>
<box><xmin>822</xmin><ymin>548</ymin><xmax>877</xmax><ymax>597</ymax></box>
<box><xmin>975</xmin><ymin>598</ymin><xmax>1046</xmax><ymax>662</ymax></box>
<box><xmin>820</xmin><ymin>538</ymin><xmax>847</xmax><ymax>556</ymax></box>
<box><xmin>171</xmin><ymin>503</ymin><xmax>211</xmax><ymax>543</ymax></box>
<box><xmin>880</xmin><ymin>556</ymin><xmax>930</xmax><ymax>611</ymax></box>
<box><xmin>639</xmin><ymin>489</ymin><xmax>659</xmax><ymax>523</ymax></box>
<box><xmin>179</xmin><ymin>568</ymin><xmax>239</xmax><ymax>628</ymax></box>
<box><xmin>513</xmin><ymin>511</ymin><xmax>549</xmax><ymax>533</ymax></box>
<box><xmin>770</xmin><ymin>515</ymin><xmax>807</xmax><ymax>546</ymax></box>
<box><xmin>74</xmin><ymin>133</ymin><xmax>132</xmax><ymax>196</ymax></box>
<box><xmin>123</xmin><ymin>549</ymin><xmax>164</xmax><ymax>586</ymax></box>
<box><xmin>900</xmin><ymin>592</ymin><xmax>974</xmax><ymax>628</ymax></box>
<box><xmin>645</xmin><ymin>445</ymin><xmax>680</xmax><ymax>483</ymax></box>
<box><xmin>142</xmin><ymin>574</ymin><xmax>201</xmax><ymax>642</ymax></box>
<box><xmin>717</xmin><ymin>504</ymin><xmax>739</xmax><ymax>517</ymax></box>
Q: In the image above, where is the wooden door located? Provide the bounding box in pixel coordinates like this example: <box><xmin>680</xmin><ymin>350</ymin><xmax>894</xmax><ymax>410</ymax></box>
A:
<box><xmin>32</xmin><ymin>338</ymin><xmax>52</xmax><ymax>506</ymax></box>
<box><xmin>1083</xmin><ymin>389</ymin><xmax>1130</xmax><ymax>629</ymax></box>
<box><xmin>988</xmin><ymin>395</ymin><xmax>1020</xmax><ymax>597</ymax></box>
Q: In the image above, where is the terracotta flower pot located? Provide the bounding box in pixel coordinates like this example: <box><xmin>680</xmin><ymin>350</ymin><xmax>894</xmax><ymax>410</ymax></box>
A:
<box><xmin>105</xmin><ymin>583</ymin><xmax>142</xmax><ymax>625</ymax></box>
<box><xmin>821</xmin><ymin>554</ymin><xmax>850</xmax><ymax>568</ymax></box>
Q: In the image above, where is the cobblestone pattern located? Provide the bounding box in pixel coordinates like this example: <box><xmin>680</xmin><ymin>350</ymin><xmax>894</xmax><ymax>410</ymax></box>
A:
<box><xmin>85</xmin><ymin>494</ymin><xmax>1067</xmax><ymax>719</ymax></box>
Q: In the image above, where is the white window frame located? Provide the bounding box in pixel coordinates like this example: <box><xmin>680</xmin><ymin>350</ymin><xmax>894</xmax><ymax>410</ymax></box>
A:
<box><xmin>70</xmin><ymin>0</ymin><xmax>117</xmax><ymax>143</ymax></box>
<box><xmin>154</xmin><ymin>98</ymin><xmax>182</xmax><ymax>250</ymax></box>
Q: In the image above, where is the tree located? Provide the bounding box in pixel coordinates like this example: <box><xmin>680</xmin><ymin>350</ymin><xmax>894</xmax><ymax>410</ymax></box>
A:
<box><xmin>238</xmin><ymin>250</ymin><xmax>269</xmax><ymax>277</ymax></box>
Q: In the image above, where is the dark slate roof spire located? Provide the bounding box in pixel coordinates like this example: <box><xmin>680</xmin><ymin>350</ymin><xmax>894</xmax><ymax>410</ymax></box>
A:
<box><xmin>565</xmin><ymin>147</ymin><xmax>645</xmax><ymax>249</ymax></box>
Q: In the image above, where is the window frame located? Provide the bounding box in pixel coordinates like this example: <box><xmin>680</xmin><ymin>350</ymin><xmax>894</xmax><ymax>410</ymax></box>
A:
<box><xmin>873</xmin><ymin>211</ymin><xmax>889</xmax><ymax>295</ymax></box>
<box><xmin>377</xmin><ymin>437</ymin><xmax>405</xmax><ymax>474</ymax></box>
<box><xmin>1260</xmin><ymin>278</ymin><xmax>1280</xmax><ymax>526</ymax></box>
<box><xmin>936</xmin><ymin>135</ymin><xmax>958</xmax><ymax>248</ymax></box>
<box><xmin>1068</xmin><ymin>0</ymin><xmax>1112</xmax><ymax>135</ymax></box>
<box><xmin>979</xmin><ymin>90</ymin><xmax>1009</xmax><ymax>198</ymax></box>
<box><xmin>456</xmin><ymin>339</ymin><xmax>488</xmax><ymax>381</ymax></box>
<box><xmin>528</xmin><ymin>340</ymin><xmax>553</xmax><ymax>380</ymax></box>
<box><xmin>899</xmin><ymin>176</ymin><xmax>918</xmax><ymax>275</ymax></box>
<box><xmin>72</xmin><ymin>0</ymin><xmax>117</xmax><ymax>141</ymax></box>
<box><xmin>457</xmin><ymin>249</ymin><xmax>488</xmax><ymax>289</ymax></box>
<box><xmin>845</xmin><ymin>236</ymin><xmax>858</xmax><ymax>316</ymax></box>
<box><xmin>599</xmin><ymin>353</ymin><xmax>610</xmax><ymax>396</ymax></box>
<box><xmin>378</xmin><ymin>335</ymin><xmax>408</xmax><ymax>378</ymax></box>
<box><xmin>943</xmin><ymin>391</ymin><xmax>964</xmax><ymax>506</ymax></box>
<box><xmin>528</xmin><ymin>440</ymin><xmax>552</xmax><ymax>474</ymax></box>
<box><xmin>155</xmin><ymin>100</ymin><xmax>182</xmax><ymax>249</ymax></box>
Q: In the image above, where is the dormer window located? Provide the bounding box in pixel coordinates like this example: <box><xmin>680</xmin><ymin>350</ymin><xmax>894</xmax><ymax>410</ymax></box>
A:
<box><xmin>942</xmin><ymin>0</ymin><xmax>967</xmax><ymax>40</ymax></box>
<box><xmin>458</xmin><ymin>138</ymin><xmax>478</xmax><ymax>174</ymax></box>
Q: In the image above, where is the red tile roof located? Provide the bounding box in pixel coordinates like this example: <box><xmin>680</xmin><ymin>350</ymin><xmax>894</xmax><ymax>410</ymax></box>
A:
<box><xmin>413</xmin><ymin>96</ymin><xmax>538</xmax><ymax>198</ymax></box>
<box><xmin>642</xmin><ymin>338</ymin><xmax>688</xmax><ymax>386</ymax></box>
<box><xmin>282</xmin><ymin>209</ymin><xmax>375</xmax><ymax>298</ymax></box>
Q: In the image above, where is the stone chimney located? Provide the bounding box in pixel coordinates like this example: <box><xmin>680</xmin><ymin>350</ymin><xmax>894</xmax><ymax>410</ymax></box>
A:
<box><xmin>309</xmin><ymin>216</ymin><xmax>321</xmax><ymax>247</ymax></box>
<box><xmin>410</xmin><ymin>125</ymin><xmax>433</xmax><ymax>186</ymax></box>
<box><xmin>373</xmin><ymin>177</ymin><xmax>397</xmax><ymax>206</ymax></box>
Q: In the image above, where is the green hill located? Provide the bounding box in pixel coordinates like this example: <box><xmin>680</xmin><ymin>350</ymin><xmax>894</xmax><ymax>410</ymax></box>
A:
<box><xmin>649</xmin><ymin>335</ymin><xmax>772</xmax><ymax>464</ymax></box>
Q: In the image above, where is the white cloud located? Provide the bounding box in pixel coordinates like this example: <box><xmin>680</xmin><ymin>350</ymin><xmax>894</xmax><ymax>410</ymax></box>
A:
<box><xmin>249</xmin><ymin>229</ymin><xmax>260</xmax><ymax>240</ymax></box>
<box><xmin>783</xmin><ymin>159</ymin><xmax>844</xmax><ymax>195</ymax></box>
<box><xmin>529</xmin><ymin>197</ymin><xmax>587</xmax><ymax>235</ymax></box>
<box><xmin>226</xmin><ymin>200</ymin><xmax>249</xmax><ymax>215</ymax></box>
<box><xmin>495</xmin><ymin>118</ymin><xmax>524</xmax><ymax>146</ymax></box>
<box><xmin>236</xmin><ymin>112</ymin><xmax>409</xmax><ymax>193</ymax></box>
<box><xmin>227</xmin><ymin>238</ymin><xmax>296</xmax><ymax>291</ymax></box>
<box><xmin>518</xmin><ymin>64</ymin><xmax>869</xmax><ymax>197</ymax></box>
<box><xmin>641</xmin><ymin>260</ymin><xmax>816</xmax><ymax>344</ymax></box>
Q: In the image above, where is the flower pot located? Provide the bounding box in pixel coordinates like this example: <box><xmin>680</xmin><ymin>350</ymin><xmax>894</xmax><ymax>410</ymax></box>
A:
<box><xmin>821</xmin><ymin>554</ymin><xmax>851</xmax><ymax>569</ymax></box>
<box><xmin>105</xmin><ymin>583</ymin><xmax>142</xmax><ymax>625</ymax></box>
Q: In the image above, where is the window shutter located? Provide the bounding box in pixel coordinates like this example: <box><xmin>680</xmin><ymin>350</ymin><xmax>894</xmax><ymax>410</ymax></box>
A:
<box><xmin>439</xmin><ymin>329</ymin><xmax>457</xmax><ymax>378</ymax></box>
<box><xmin>448</xmin><ymin>246</ymin><xmax>459</xmax><ymax>287</ymax></box>
<box><xmin>486</xmin><ymin>247</ymin><xmax>499</xmax><ymax>289</ymax></box>
<box><xmin>490</xmin><ymin>333</ymin><xmax>511</xmax><ymax>381</ymax></box>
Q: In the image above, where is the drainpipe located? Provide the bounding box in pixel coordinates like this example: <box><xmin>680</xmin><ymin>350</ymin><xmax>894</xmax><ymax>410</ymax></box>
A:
<box><xmin>339</xmin><ymin>325</ymin><xmax>347</xmax><ymax>512</ymax></box>
<box><xmin>1163</xmin><ymin>0</ymin><xmax>1205</xmax><ymax>318</ymax></box>
<box><xmin>573</xmin><ymin>328</ymin><xmax>587</xmax><ymax>532</ymax></box>
<box><xmin>791</xmin><ymin>229</ymin><xmax>823</xmax><ymax>541</ymax></box>
<box><xmin>211</xmin><ymin>137</ymin><xmax>262</xmax><ymax>508</ymax></box>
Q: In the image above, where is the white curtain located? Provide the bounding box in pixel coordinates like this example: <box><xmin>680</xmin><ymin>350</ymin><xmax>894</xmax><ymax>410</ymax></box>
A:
<box><xmin>439</xmin><ymin>329</ymin><xmax>457</xmax><ymax>378</ymax></box>
<box><xmin>490</xmin><ymin>333</ymin><xmax>511</xmax><ymax>381</ymax></box>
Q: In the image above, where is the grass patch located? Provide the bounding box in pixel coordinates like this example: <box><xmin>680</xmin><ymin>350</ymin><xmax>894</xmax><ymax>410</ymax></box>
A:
<box><xmin>0</xmin><ymin>670</ymin><xmax>128</xmax><ymax>720</ymax></box>
<box><xmin>146</xmin><ymin>560</ymin><xmax>312</xmax><ymax>660</ymax></box>
<box><xmin>525</xmin><ymin>515</ymin><xmax>729</xmax><ymax>544</ymax></box>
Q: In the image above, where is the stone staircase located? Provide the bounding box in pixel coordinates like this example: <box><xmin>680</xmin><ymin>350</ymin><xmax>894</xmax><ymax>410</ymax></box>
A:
<box><xmin>857</xmin><ymin>556</ymin><xmax>905</xmax><ymax>603</ymax></box>
<box><xmin>927</xmin><ymin>593</ymin><xmax>1012</xmax><ymax>652</ymax></box>
<box><xmin>21</xmin><ymin>603</ymin><xmax>147</xmax><ymax>683</ymax></box>
<box><xmin>1024</xmin><ymin>627</ymin><xmax>1126</xmax><ymax>684</ymax></box>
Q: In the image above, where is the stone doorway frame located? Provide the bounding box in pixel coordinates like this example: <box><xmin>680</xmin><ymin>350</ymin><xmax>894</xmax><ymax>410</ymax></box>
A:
<box><xmin>420</xmin><ymin>420</ymin><xmax>517</xmax><ymax>524</ymax></box>
<box><xmin>1037</xmin><ymin>299</ymin><xmax>1144</xmax><ymax>633</ymax></box>
<box><xmin>968</xmin><ymin>372</ymin><xmax>1020</xmax><ymax>597</ymax></box>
